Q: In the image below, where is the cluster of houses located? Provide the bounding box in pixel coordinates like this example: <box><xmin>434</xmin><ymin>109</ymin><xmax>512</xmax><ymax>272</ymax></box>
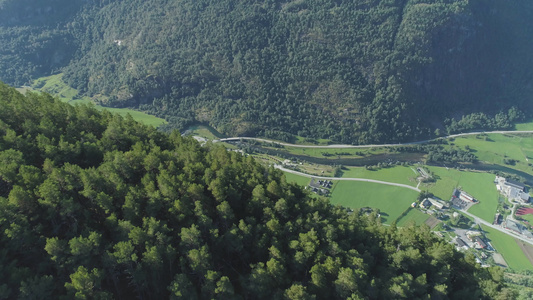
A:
<box><xmin>455</xmin><ymin>232</ymin><xmax>489</xmax><ymax>250</ymax></box>
<box><xmin>495</xmin><ymin>176</ymin><xmax>530</xmax><ymax>203</ymax></box>
<box><xmin>306</xmin><ymin>178</ymin><xmax>333</xmax><ymax>195</ymax></box>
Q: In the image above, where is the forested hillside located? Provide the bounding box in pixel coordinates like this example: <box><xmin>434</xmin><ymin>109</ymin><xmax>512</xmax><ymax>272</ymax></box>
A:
<box><xmin>0</xmin><ymin>82</ymin><xmax>513</xmax><ymax>299</ymax></box>
<box><xmin>1</xmin><ymin>0</ymin><xmax>533</xmax><ymax>143</ymax></box>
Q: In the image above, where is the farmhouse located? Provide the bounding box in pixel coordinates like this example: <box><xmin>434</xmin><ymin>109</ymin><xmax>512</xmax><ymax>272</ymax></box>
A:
<box><xmin>504</xmin><ymin>218</ymin><xmax>523</xmax><ymax>234</ymax></box>
<box><xmin>474</xmin><ymin>236</ymin><xmax>487</xmax><ymax>249</ymax></box>
<box><xmin>459</xmin><ymin>191</ymin><xmax>475</xmax><ymax>203</ymax></box>
<box><xmin>456</xmin><ymin>238</ymin><xmax>469</xmax><ymax>250</ymax></box>
<box><xmin>495</xmin><ymin>176</ymin><xmax>530</xmax><ymax>203</ymax></box>
<box><xmin>426</xmin><ymin>198</ymin><xmax>447</xmax><ymax>210</ymax></box>
<box><xmin>421</xmin><ymin>199</ymin><xmax>432</xmax><ymax>209</ymax></box>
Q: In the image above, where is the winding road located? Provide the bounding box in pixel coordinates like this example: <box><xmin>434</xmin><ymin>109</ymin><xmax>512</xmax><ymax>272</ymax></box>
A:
<box><xmin>224</xmin><ymin>130</ymin><xmax>533</xmax><ymax>246</ymax></box>
<box><xmin>215</xmin><ymin>130</ymin><xmax>533</xmax><ymax>149</ymax></box>
<box><xmin>279</xmin><ymin>165</ymin><xmax>533</xmax><ymax>246</ymax></box>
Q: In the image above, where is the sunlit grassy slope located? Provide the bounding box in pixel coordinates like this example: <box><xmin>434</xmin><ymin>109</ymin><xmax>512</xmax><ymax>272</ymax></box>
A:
<box><xmin>23</xmin><ymin>74</ymin><xmax>167</xmax><ymax>127</ymax></box>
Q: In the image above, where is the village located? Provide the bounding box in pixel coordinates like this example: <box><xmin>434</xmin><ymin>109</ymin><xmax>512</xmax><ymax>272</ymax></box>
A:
<box><xmin>409</xmin><ymin>174</ymin><xmax>533</xmax><ymax>268</ymax></box>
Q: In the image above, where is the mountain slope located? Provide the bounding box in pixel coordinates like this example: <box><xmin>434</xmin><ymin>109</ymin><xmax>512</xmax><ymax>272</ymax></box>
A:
<box><xmin>1</xmin><ymin>0</ymin><xmax>533</xmax><ymax>143</ymax></box>
<box><xmin>0</xmin><ymin>82</ymin><xmax>512</xmax><ymax>299</ymax></box>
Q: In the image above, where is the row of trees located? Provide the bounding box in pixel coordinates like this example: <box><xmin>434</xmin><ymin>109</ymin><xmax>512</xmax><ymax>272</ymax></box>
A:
<box><xmin>0</xmin><ymin>83</ymin><xmax>513</xmax><ymax>298</ymax></box>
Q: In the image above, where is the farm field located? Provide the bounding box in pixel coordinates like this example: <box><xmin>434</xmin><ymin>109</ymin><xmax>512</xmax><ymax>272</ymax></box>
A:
<box><xmin>330</xmin><ymin>181</ymin><xmax>418</xmax><ymax>224</ymax></box>
<box><xmin>21</xmin><ymin>74</ymin><xmax>167</xmax><ymax>127</ymax></box>
<box><xmin>481</xmin><ymin>225</ymin><xmax>533</xmax><ymax>271</ymax></box>
<box><xmin>277</xmin><ymin>145</ymin><xmax>383</xmax><ymax>158</ymax></box>
<box><xmin>396</xmin><ymin>209</ymin><xmax>430</xmax><ymax>227</ymax></box>
<box><xmin>451</xmin><ymin>133</ymin><xmax>533</xmax><ymax>173</ymax></box>
<box><xmin>102</xmin><ymin>107</ymin><xmax>167</xmax><ymax>127</ymax></box>
<box><xmin>515</xmin><ymin>121</ymin><xmax>533</xmax><ymax>131</ymax></box>
<box><xmin>184</xmin><ymin>124</ymin><xmax>225</xmax><ymax>140</ymax></box>
<box><xmin>341</xmin><ymin>166</ymin><xmax>418</xmax><ymax>186</ymax></box>
<box><xmin>283</xmin><ymin>172</ymin><xmax>311</xmax><ymax>187</ymax></box>
<box><xmin>425</xmin><ymin>167</ymin><xmax>499</xmax><ymax>222</ymax></box>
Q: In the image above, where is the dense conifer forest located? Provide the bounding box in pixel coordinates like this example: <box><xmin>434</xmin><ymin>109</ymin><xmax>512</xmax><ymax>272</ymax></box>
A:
<box><xmin>0</xmin><ymin>0</ymin><xmax>532</xmax><ymax>143</ymax></box>
<box><xmin>0</xmin><ymin>83</ymin><xmax>515</xmax><ymax>298</ymax></box>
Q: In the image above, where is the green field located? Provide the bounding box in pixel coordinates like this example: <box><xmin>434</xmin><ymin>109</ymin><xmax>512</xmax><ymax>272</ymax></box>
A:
<box><xmin>515</xmin><ymin>121</ymin><xmax>533</xmax><ymax>131</ymax></box>
<box><xmin>341</xmin><ymin>166</ymin><xmax>418</xmax><ymax>186</ymax></box>
<box><xmin>330</xmin><ymin>181</ymin><xmax>418</xmax><ymax>224</ymax></box>
<box><xmin>283</xmin><ymin>172</ymin><xmax>311</xmax><ymax>186</ymax></box>
<box><xmin>481</xmin><ymin>225</ymin><xmax>533</xmax><ymax>271</ymax></box>
<box><xmin>294</xmin><ymin>135</ymin><xmax>332</xmax><ymax>145</ymax></box>
<box><xmin>396</xmin><ymin>208</ymin><xmax>430</xmax><ymax>227</ymax></box>
<box><xmin>425</xmin><ymin>167</ymin><xmax>499</xmax><ymax>222</ymax></box>
<box><xmin>184</xmin><ymin>124</ymin><xmax>225</xmax><ymax>140</ymax></box>
<box><xmin>451</xmin><ymin>133</ymin><xmax>533</xmax><ymax>173</ymax></box>
<box><xmin>22</xmin><ymin>74</ymin><xmax>167</xmax><ymax>127</ymax></box>
<box><xmin>278</xmin><ymin>145</ymin><xmax>385</xmax><ymax>159</ymax></box>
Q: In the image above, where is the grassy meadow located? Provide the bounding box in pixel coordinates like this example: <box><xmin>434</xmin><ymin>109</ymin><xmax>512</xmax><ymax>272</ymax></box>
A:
<box><xmin>515</xmin><ymin>120</ymin><xmax>533</xmax><ymax>131</ymax></box>
<box><xmin>283</xmin><ymin>172</ymin><xmax>311</xmax><ymax>186</ymax></box>
<box><xmin>396</xmin><ymin>208</ymin><xmax>430</xmax><ymax>227</ymax></box>
<box><xmin>451</xmin><ymin>133</ymin><xmax>533</xmax><ymax>173</ymax></box>
<box><xmin>340</xmin><ymin>166</ymin><xmax>418</xmax><ymax>186</ymax></box>
<box><xmin>481</xmin><ymin>225</ymin><xmax>533</xmax><ymax>271</ymax></box>
<box><xmin>330</xmin><ymin>181</ymin><xmax>418</xmax><ymax>224</ymax></box>
<box><xmin>278</xmin><ymin>145</ymin><xmax>384</xmax><ymax>158</ymax></box>
<box><xmin>184</xmin><ymin>124</ymin><xmax>225</xmax><ymax>140</ymax></box>
<box><xmin>425</xmin><ymin>167</ymin><xmax>499</xmax><ymax>222</ymax></box>
<box><xmin>21</xmin><ymin>74</ymin><xmax>167</xmax><ymax>127</ymax></box>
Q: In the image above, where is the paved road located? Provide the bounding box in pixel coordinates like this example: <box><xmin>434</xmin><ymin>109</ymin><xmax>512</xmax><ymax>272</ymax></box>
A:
<box><xmin>275</xmin><ymin>165</ymin><xmax>421</xmax><ymax>192</ymax></box>
<box><xmin>461</xmin><ymin>210</ymin><xmax>533</xmax><ymax>247</ymax></box>
<box><xmin>224</xmin><ymin>132</ymin><xmax>533</xmax><ymax>247</ymax></box>
<box><xmin>215</xmin><ymin>130</ymin><xmax>533</xmax><ymax>149</ymax></box>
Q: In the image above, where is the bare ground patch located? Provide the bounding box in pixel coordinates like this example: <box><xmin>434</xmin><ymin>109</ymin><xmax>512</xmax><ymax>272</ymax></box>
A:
<box><xmin>492</xmin><ymin>253</ymin><xmax>508</xmax><ymax>268</ymax></box>
<box><xmin>516</xmin><ymin>239</ymin><xmax>533</xmax><ymax>266</ymax></box>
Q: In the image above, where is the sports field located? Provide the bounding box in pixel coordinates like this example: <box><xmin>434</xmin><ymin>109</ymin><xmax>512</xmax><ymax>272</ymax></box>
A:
<box><xmin>481</xmin><ymin>225</ymin><xmax>533</xmax><ymax>271</ymax></box>
<box><xmin>396</xmin><ymin>208</ymin><xmax>430</xmax><ymax>227</ymax></box>
<box><xmin>341</xmin><ymin>166</ymin><xmax>418</xmax><ymax>186</ymax></box>
<box><xmin>330</xmin><ymin>181</ymin><xmax>418</xmax><ymax>224</ymax></box>
<box><xmin>426</xmin><ymin>167</ymin><xmax>499</xmax><ymax>222</ymax></box>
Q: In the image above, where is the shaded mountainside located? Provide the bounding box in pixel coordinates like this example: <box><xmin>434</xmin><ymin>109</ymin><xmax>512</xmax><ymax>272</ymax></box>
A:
<box><xmin>0</xmin><ymin>82</ymin><xmax>514</xmax><ymax>299</ymax></box>
<box><xmin>1</xmin><ymin>0</ymin><xmax>533</xmax><ymax>143</ymax></box>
